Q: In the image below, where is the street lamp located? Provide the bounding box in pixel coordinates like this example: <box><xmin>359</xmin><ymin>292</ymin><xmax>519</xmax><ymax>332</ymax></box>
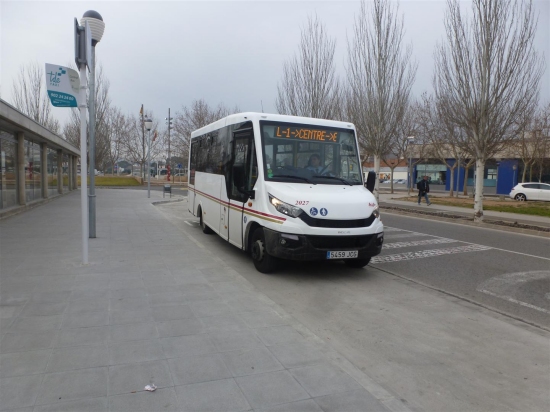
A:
<box><xmin>81</xmin><ymin>10</ymin><xmax>105</xmax><ymax>239</ymax></box>
<box><xmin>407</xmin><ymin>136</ymin><xmax>415</xmax><ymax>196</ymax></box>
<box><xmin>166</xmin><ymin>109</ymin><xmax>173</xmax><ymax>182</ymax></box>
<box><xmin>145</xmin><ymin>118</ymin><xmax>153</xmax><ymax>198</ymax></box>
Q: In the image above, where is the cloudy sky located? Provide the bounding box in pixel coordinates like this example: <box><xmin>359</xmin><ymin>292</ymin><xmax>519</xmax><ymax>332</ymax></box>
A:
<box><xmin>1</xmin><ymin>0</ymin><xmax>549</xmax><ymax>129</ymax></box>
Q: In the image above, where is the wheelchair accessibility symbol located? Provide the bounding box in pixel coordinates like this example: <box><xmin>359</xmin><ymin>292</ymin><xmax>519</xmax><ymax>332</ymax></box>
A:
<box><xmin>310</xmin><ymin>207</ymin><xmax>318</xmax><ymax>216</ymax></box>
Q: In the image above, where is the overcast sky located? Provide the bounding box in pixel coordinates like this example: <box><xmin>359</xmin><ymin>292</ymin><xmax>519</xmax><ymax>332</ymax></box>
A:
<box><xmin>1</xmin><ymin>0</ymin><xmax>549</xmax><ymax>129</ymax></box>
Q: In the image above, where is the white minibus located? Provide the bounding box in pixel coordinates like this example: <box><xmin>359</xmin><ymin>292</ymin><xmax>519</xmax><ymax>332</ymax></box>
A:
<box><xmin>188</xmin><ymin>112</ymin><xmax>383</xmax><ymax>273</ymax></box>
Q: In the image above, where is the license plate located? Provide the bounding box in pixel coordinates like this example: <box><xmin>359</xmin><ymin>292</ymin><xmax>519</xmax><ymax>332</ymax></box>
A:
<box><xmin>327</xmin><ymin>250</ymin><xmax>358</xmax><ymax>259</ymax></box>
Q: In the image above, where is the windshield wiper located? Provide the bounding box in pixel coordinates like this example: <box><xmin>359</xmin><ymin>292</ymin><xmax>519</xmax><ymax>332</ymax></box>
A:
<box><xmin>273</xmin><ymin>174</ymin><xmax>315</xmax><ymax>184</ymax></box>
<box><xmin>312</xmin><ymin>175</ymin><xmax>354</xmax><ymax>186</ymax></box>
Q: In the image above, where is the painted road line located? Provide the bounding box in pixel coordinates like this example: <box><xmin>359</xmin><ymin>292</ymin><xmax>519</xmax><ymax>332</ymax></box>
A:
<box><xmin>382</xmin><ymin>238</ymin><xmax>458</xmax><ymax>249</ymax></box>
<box><xmin>371</xmin><ymin>244</ymin><xmax>492</xmax><ymax>264</ymax></box>
<box><xmin>477</xmin><ymin>271</ymin><xmax>550</xmax><ymax>314</ymax></box>
<box><xmin>383</xmin><ymin>233</ymin><xmax>434</xmax><ymax>239</ymax></box>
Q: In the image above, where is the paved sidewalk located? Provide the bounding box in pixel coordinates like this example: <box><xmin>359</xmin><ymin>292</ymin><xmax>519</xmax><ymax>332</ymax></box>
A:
<box><xmin>0</xmin><ymin>189</ymin><xmax>400</xmax><ymax>412</ymax></box>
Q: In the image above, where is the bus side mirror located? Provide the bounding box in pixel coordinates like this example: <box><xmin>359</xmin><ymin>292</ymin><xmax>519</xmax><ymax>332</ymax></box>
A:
<box><xmin>365</xmin><ymin>171</ymin><xmax>376</xmax><ymax>193</ymax></box>
<box><xmin>237</xmin><ymin>187</ymin><xmax>255</xmax><ymax>199</ymax></box>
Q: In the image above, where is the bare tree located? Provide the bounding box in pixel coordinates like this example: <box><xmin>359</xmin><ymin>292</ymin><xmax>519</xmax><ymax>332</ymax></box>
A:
<box><xmin>104</xmin><ymin>107</ymin><xmax>129</xmax><ymax>175</ymax></box>
<box><xmin>121</xmin><ymin>112</ymin><xmax>163</xmax><ymax>177</ymax></box>
<box><xmin>346</xmin><ymin>0</ymin><xmax>417</xmax><ymax>200</ymax></box>
<box><xmin>417</xmin><ymin>93</ymin><xmax>472</xmax><ymax>197</ymax></box>
<box><xmin>434</xmin><ymin>0</ymin><xmax>545</xmax><ymax>221</ymax></box>
<box><xmin>11</xmin><ymin>62</ymin><xmax>60</xmax><ymax>133</ymax></box>
<box><xmin>533</xmin><ymin>102</ymin><xmax>550</xmax><ymax>182</ymax></box>
<box><xmin>172</xmin><ymin>99</ymin><xmax>237</xmax><ymax>163</ymax></box>
<box><xmin>383</xmin><ymin>100</ymin><xmax>419</xmax><ymax>194</ymax></box>
<box><xmin>276</xmin><ymin>15</ymin><xmax>342</xmax><ymax>120</ymax></box>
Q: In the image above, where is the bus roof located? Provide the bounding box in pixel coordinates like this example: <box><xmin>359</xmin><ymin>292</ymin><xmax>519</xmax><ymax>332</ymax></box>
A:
<box><xmin>191</xmin><ymin>112</ymin><xmax>355</xmax><ymax>138</ymax></box>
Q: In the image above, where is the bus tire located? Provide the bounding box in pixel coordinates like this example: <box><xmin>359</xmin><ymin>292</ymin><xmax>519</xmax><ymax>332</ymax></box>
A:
<box><xmin>251</xmin><ymin>228</ymin><xmax>278</xmax><ymax>273</ymax></box>
<box><xmin>344</xmin><ymin>257</ymin><xmax>371</xmax><ymax>268</ymax></box>
<box><xmin>199</xmin><ymin>208</ymin><xmax>214</xmax><ymax>234</ymax></box>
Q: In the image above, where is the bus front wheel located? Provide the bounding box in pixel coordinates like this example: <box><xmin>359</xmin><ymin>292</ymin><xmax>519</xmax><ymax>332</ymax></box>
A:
<box><xmin>344</xmin><ymin>257</ymin><xmax>371</xmax><ymax>268</ymax></box>
<box><xmin>251</xmin><ymin>229</ymin><xmax>278</xmax><ymax>273</ymax></box>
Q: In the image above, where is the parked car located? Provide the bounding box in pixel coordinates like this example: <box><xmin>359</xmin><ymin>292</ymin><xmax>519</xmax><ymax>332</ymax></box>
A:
<box><xmin>509</xmin><ymin>182</ymin><xmax>550</xmax><ymax>201</ymax></box>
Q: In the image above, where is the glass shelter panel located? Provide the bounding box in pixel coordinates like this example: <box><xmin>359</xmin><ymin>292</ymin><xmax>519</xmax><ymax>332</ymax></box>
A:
<box><xmin>63</xmin><ymin>154</ymin><xmax>69</xmax><ymax>191</ymax></box>
<box><xmin>0</xmin><ymin>133</ymin><xmax>18</xmax><ymax>209</ymax></box>
<box><xmin>48</xmin><ymin>148</ymin><xmax>57</xmax><ymax>197</ymax></box>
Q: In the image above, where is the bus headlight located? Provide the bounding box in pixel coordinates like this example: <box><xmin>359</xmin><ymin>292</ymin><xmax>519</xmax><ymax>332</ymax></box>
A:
<box><xmin>269</xmin><ymin>194</ymin><xmax>303</xmax><ymax>218</ymax></box>
<box><xmin>372</xmin><ymin>205</ymin><xmax>380</xmax><ymax>219</ymax></box>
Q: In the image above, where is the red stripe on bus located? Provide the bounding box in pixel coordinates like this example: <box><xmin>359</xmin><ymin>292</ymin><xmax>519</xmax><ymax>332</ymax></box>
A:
<box><xmin>192</xmin><ymin>188</ymin><xmax>286</xmax><ymax>222</ymax></box>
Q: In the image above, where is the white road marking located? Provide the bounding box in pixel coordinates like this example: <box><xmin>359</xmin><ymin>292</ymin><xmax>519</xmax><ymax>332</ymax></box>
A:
<box><xmin>383</xmin><ymin>226</ymin><xmax>550</xmax><ymax>261</ymax></box>
<box><xmin>184</xmin><ymin>221</ymin><xmax>197</xmax><ymax>227</ymax></box>
<box><xmin>383</xmin><ymin>233</ymin><xmax>433</xmax><ymax>239</ymax></box>
<box><xmin>477</xmin><ymin>271</ymin><xmax>550</xmax><ymax>314</ymax></box>
<box><xmin>371</xmin><ymin>244</ymin><xmax>492</xmax><ymax>264</ymax></box>
<box><xmin>382</xmin><ymin>227</ymin><xmax>404</xmax><ymax>232</ymax></box>
<box><xmin>383</xmin><ymin>238</ymin><xmax>458</xmax><ymax>249</ymax></box>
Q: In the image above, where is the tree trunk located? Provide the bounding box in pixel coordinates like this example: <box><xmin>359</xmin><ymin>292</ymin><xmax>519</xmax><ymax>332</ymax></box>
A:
<box><xmin>449</xmin><ymin>167</ymin><xmax>455</xmax><ymax>197</ymax></box>
<box><xmin>390</xmin><ymin>166</ymin><xmax>395</xmax><ymax>194</ymax></box>
<box><xmin>373</xmin><ymin>155</ymin><xmax>381</xmax><ymax>202</ymax></box>
<box><xmin>521</xmin><ymin>162</ymin><xmax>528</xmax><ymax>183</ymax></box>
<box><xmin>473</xmin><ymin>160</ymin><xmax>485</xmax><ymax>222</ymax></box>
<box><xmin>463</xmin><ymin>164</ymin><xmax>469</xmax><ymax>195</ymax></box>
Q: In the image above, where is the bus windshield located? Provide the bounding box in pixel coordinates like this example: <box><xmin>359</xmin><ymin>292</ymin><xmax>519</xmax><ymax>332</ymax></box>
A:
<box><xmin>260</xmin><ymin>121</ymin><xmax>363</xmax><ymax>185</ymax></box>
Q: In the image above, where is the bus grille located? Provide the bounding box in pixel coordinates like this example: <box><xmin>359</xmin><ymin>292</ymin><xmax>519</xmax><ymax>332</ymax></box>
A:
<box><xmin>298</xmin><ymin>214</ymin><xmax>376</xmax><ymax>228</ymax></box>
<box><xmin>308</xmin><ymin>235</ymin><xmax>374</xmax><ymax>249</ymax></box>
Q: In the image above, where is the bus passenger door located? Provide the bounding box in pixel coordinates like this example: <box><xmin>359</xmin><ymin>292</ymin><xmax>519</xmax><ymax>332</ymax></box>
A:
<box><xmin>227</xmin><ymin>128</ymin><xmax>255</xmax><ymax>249</ymax></box>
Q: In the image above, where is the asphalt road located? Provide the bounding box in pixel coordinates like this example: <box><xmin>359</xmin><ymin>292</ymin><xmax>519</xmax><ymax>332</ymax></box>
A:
<box><xmin>376</xmin><ymin>211</ymin><xmax>550</xmax><ymax>329</ymax></box>
<box><xmin>157</xmin><ymin>200</ymin><xmax>549</xmax><ymax>412</ymax></box>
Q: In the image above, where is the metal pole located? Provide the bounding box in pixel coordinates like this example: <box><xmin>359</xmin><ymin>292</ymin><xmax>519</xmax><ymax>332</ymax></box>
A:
<box><xmin>168</xmin><ymin>108</ymin><xmax>171</xmax><ymax>182</ymax></box>
<box><xmin>88</xmin><ymin>46</ymin><xmax>96</xmax><ymax>238</ymax></box>
<box><xmin>141</xmin><ymin>105</ymin><xmax>145</xmax><ymax>179</ymax></box>
<box><xmin>79</xmin><ymin>64</ymin><xmax>89</xmax><ymax>264</ymax></box>
<box><xmin>147</xmin><ymin>130</ymin><xmax>151</xmax><ymax>198</ymax></box>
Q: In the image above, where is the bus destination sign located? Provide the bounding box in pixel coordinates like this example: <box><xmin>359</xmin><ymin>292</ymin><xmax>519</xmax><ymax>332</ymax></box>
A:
<box><xmin>275</xmin><ymin>126</ymin><xmax>338</xmax><ymax>142</ymax></box>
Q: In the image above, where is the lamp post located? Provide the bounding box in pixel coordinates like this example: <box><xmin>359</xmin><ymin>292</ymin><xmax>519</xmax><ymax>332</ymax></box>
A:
<box><xmin>407</xmin><ymin>136</ymin><xmax>415</xmax><ymax>196</ymax></box>
<box><xmin>145</xmin><ymin>118</ymin><xmax>153</xmax><ymax>198</ymax></box>
<box><xmin>512</xmin><ymin>164</ymin><xmax>517</xmax><ymax>187</ymax></box>
<box><xmin>81</xmin><ymin>10</ymin><xmax>105</xmax><ymax>239</ymax></box>
<box><xmin>166</xmin><ymin>109</ymin><xmax>173</xmax><ymax>182</ymax></box>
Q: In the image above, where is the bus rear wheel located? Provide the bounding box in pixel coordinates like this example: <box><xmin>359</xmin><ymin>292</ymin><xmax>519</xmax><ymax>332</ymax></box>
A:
<box><xmin>344</xmin><ymin>257</ymin><xmax>371</xmax><ymax>268</ymax></box>
<box><xmin>199</xmin><ymin>208</ymin><xmax>214</xmax><ymax>234</ymax></box>
<box><xmin>251</xmin><ymin>228</ymin><xmax>278</xmax><ymax>273</ymax></box>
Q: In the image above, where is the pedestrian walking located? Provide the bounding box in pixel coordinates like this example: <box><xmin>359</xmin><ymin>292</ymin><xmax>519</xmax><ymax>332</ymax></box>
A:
<box><xmin>417</xmin><ymin>175</ymin><xmax>431</xmax><ymax>205</ymax></box>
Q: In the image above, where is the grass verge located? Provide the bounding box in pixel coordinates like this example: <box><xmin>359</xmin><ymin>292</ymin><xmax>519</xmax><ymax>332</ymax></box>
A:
<box><xmin>75</xmin><ymin>176</ymin><xmax>141</xmax><ymax>186</ymax></box>
<box><xmin>396</xmin><ymin>196</ymin><xmax>550</xmax><ymax>218</ymax></box>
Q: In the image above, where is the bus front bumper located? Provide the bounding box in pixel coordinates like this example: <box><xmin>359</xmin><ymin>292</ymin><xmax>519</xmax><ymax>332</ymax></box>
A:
<box><xmin>263</xmin><ymin>228</ymin><xmax>383</xmax><ymax>261</ymax></box>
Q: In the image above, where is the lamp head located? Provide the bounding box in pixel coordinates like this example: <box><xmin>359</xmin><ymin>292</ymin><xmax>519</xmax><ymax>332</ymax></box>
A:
<box><xmin>407</xmin><ymin>136</ymin><xmax>415</xmax><ymax>141</ymax></box>
<box><xmin>81</xmin><ymin>10</ymin><xmax>105</xmax><ymax>45</ymax></box>
<box><xmin>144</xmin><ymin>118</ymin><xmax>153</xmax><ymax>131</ymax></box>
